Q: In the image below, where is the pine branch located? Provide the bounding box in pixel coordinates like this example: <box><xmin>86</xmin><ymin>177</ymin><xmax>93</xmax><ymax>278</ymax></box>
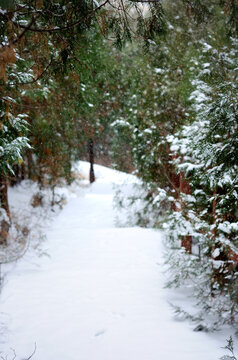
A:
<box><xmin>8</xmin><ymin>57</ymin><xmax>53</xmax><ymax>86</ymax></box>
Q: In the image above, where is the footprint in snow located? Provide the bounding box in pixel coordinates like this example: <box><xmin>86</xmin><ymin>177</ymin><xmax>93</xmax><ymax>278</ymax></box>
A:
<box><xmin>94</xmin><ymin>329</ymin><xmax>106</xmax><ymax>337</ymax></box>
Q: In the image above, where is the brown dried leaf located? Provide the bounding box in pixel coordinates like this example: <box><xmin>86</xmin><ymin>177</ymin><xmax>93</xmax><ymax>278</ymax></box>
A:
<box><xmin>0</xmin><ymin>45</ymin><xmax>16</xmax><ymax>81</ymax></box>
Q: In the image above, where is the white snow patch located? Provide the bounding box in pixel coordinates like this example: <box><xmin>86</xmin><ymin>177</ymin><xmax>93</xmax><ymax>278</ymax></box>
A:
<box><xmin>0</xmin><ymin>161</ymin><xmax>235</xmax><ymax>360</ymax></box>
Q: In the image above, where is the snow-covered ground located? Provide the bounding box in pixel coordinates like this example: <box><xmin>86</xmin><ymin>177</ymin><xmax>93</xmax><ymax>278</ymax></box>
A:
<box><xmin>0</xmin><ymin>162</ymin><xmax>236</xmax><ymax>359</ymax></box>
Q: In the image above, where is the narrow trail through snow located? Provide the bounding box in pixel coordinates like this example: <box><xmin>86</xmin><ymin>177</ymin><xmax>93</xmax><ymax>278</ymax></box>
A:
<box><xmin>0</xmin><ymin>163</ymin><xmax>228</xmax><ymax>359</ymax></box>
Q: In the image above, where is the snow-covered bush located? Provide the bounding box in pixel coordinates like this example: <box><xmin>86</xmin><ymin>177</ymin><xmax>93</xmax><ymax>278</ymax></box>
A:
<box><xmin>220</xmin><ymin>337</ymin><xmax>238</xmax><ymax>360</ymax></box>
<box><xmin>164</xmin><ymin>38</ymin><xmax>238</xmax><ymax>328</ymax></box>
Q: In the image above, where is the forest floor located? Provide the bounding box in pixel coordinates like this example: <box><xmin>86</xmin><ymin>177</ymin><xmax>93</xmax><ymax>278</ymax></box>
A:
<box><xmin>0</xmin><ymin>162</ymin><xmax>236</xmax><ymax>360</ymax></box>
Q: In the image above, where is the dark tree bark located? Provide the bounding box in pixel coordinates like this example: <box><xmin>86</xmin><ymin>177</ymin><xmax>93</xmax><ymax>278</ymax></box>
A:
<box><xmin>0</xmin><ymin>174</ymin><xmax>10</xmax><ymax>218</ymax></box>
<box><xmin>27</xmin><ymin>149</ymin><xmax>34</xmax><ymax>179</ymax></box>
<box><xmin>88</xmin><ymin>138</ymin><xmax>95</xmax><ymax>183</ymax></box>
<box><xmin>0</xmin><ymin>174</ymin><xmax>10</xmax><ymax>245</ymax></box>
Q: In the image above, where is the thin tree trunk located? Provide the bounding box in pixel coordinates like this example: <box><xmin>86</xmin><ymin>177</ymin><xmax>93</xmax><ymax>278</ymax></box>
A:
<box><xmin>21</xmin><ymin>161</ymin><xmax>25</xmax><ymax>180</ymax></box>
<box><xmin>179</xmin><ymin>171</ymin><xmax>192</xmax><ymax>254</ymax></box>
<box><xmin>27</xmin><ymin>149</ymin><xmax>33</xmax><ymax>179</ymax></box>
<box><xmin>0</xmin><ymin>174</ymin><xmax>10</xmax><ymax>218</ymax></box>
<box><xmin>0</xmin><ymin>174</ymin><xmax>10</xmax><ymax>245</ymax></box>
<box><xmin>88</xmin><ymin>138</ymin><xmax>95</xmax><ymax>183</ymax></box>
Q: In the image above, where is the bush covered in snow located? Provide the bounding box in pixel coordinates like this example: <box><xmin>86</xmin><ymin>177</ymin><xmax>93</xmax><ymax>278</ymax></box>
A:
<box><xmin>114</xmin><ymin>6</ymin><xmax>238</xmax><ymax>330</ymax></box>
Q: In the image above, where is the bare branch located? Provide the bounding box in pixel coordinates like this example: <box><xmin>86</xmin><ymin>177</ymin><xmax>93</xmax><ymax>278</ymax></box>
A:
<box><xmin>24</xmin><ymin>343</ymin><xmax>36</xmax><ymax>360</ymax></box>
<box><xmin>12</xmin><ymin>13</ymin><xmax>41</xmax><ymax>45</ymax></box>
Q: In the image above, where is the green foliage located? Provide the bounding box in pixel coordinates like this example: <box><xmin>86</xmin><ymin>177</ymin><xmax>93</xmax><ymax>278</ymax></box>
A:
<box><xmin>109</xmin><ymin>0</ymin><xmax>238</xmax><ymax>330</ymax></box>
<box><xmin>163</xmin><ymin>35</ymin><xmax>238</xmax><ymax>327</ymax></box>
<box><xmin>221</xmin><ymin>337</ymin><xmax>237</xmax><ymax>360</ymax></box>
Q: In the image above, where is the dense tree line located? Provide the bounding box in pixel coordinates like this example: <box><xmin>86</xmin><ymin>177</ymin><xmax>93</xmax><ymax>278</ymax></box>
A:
<box><xmin>113</xmin><ymin>1</ymin><xmax>238</xmax><ymax>329</ymax></box>
<box><xmin>0</xmin><ymin>0</ymin><xmax>164</xmax><ymax>236</ymax></box>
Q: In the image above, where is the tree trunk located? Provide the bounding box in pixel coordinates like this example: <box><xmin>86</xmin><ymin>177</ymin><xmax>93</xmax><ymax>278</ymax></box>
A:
<box><xmin>179</xmin><ymin>172</ymin><xmax>192</xmax><ymax>253</ymax></box>
<box><xmin>0</xmin><ymin>174</ymin><xmax>10</xmax><ymax>245</ymax></box>
<box><xmin>21</xmin><ymin>161</ymin><xmax>25</xmax><ymax>180</ymax></box>
<box><xmin>181</xmin><ymin>235</ymin><xmax>192</xmax><ymax>254</ymax></box>
<box><xmin>88</xmin><ymin>138</ymin><xmax>95</xmax><ymax>183</ymax></box>
<box><xmin>0</xmin><ymin>174</ymin><xmax>10</xmax><ymax>218</ymax></box>
<box><xmin>27</xmin><ymin>149</ymin><xmax>34</xmax><ymax>179</ymax></box>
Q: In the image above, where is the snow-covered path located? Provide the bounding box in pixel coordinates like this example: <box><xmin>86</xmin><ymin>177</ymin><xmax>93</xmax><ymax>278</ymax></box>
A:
<box><xmin>0</xmin><ymin>163</ymin><xmax>230</xmax><ymax>359</ymax></box>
